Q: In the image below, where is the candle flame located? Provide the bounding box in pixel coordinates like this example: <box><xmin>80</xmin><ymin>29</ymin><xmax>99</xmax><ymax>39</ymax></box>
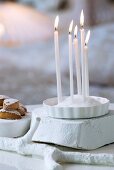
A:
<box><xmin>54</xmin><ymin>15</ymin><xmax>59</xmax><ymax>30</ymax></box>
<box><xmin>80</xmin><ymin>10</ymin><xmax>84</xmax><ymax>27</ymax></box>
<box><xmin>85</xmin><ymin>30</ymin><xmax>90</xmax><ymax>45</ymax></box>
<box><xmin>69</xmin><ymin>20</ymin><xmax>73</xmax><ymax>33</ymax></box>
<box><xmin>74</xmin><ymin>25</ymin><xmax>78</xmax><ymax>37</ymax></box>
<box><xmin>0</xmin><ymin>23</ymin><xmax>5</xmax><ymax>37</ymax></box>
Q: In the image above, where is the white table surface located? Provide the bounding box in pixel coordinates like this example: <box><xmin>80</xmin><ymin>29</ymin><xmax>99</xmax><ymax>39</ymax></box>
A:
<box><xmin>0</xmin><ymin>150</ymin><xmax>114</xmax><ymax>170</ymax></box>
<box><xmin>0</xmin><ymin>104</ymin><xmax>114</xmax><ymax>170</ymax></box>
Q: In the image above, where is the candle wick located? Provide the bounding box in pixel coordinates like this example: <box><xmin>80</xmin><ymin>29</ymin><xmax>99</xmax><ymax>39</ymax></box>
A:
<box><xmin>85</xmin><ymin>43</ymin><xmax>87</xmax><ymax>46</ymax></box>
<box><xmin>55</xmin><ymin>27</ymin><xmax>57</xmax><ymax>31</ymax></box>
<box><xmin>69</xmin><ymin>31</ymin><xmax>71</xmax><ymax>34</ymax></box>
<box><xmin>75</xmin><ymin>35</ymin><xmax>77</xmax><ymax>38</ymax></box>
<box><xmin>81</xmin><ymin>25</ymin><xmax>84</xmax><ymax>29</ymax></box>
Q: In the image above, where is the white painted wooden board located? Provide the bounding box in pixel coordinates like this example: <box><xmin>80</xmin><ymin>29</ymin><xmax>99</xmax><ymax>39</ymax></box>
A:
<box><xmin>1</xmin><ymin>105</ymin><xmax>114</xmax><ymax>170</ymax></box>
<box><xmin>32</xmin><ymin>105</ymin><xmax>114</xmax><ymax>150</ymax></box>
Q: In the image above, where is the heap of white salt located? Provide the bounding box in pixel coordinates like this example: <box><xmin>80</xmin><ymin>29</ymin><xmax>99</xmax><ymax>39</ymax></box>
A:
<box><xmin>57</xmin><ymin>95</ymin><xmax>101</xmax><ymax>107</ymax></box>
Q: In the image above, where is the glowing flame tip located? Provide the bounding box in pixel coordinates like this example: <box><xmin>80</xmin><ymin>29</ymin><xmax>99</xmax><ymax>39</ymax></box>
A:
<box><xmin>69</xmin><ymin>20</ymin><xmax>73</xmax><ymax>33</ymax></box>
<box><xmin>80</xmin><ymin>9</ymin><xmax>84</xmax><ymax>27</ymax></box>
<box><xmin>85</xmin><ymin>30</ymin><xmax>90</xmax><ymax>45</ymax></box>
<box><xmin>54</xmin><ymin>15</ymin><xmax>59</xmax><ymax>30</ymax></box>
<box><xmin>74</xmin><ymin>25</ymin><xmax>78</xmax><ymax>37</ymax></box>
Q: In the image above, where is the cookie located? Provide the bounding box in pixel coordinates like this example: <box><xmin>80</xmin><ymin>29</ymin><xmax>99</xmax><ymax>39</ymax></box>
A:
<box><xmin>0</xmin><ymin>109</ymin><xmax>21</xmax><ymax>120</ymax></box>
<box><xmin>3</xmin><ymin>98</ymin><xmax>19</xmax><ymax>110</ymax></box>
<box><xmin>0</xmin><ymin>95</ymin><xmax>9</xmax><ymax>107</ymax></box>
<box><xmin>17</xmin><ymin>103</ymin><xmax>27</xmax><ymax>116</ymax></box>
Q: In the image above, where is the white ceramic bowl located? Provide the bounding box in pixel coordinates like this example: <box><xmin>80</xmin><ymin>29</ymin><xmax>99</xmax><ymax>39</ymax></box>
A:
<box><xmin>0</xmin><ymin>114</ymin><xmax>31</xmax><ymax>137</ymax></box>
<box><xmin>43</xmin><ymin>96</ymin><xmax>110</xmax><ymax>119</ymax></box>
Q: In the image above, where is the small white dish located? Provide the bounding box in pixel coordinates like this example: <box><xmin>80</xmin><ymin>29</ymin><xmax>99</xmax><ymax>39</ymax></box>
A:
<box><xmin>0</xmin><ymin>114</ymin><xmax>31</xmax><ymax>137</ymax></box>
<box><xmin>43</xmin><ymin>96</ymin><xmax>110</xmax><ymax>119</ymax></box>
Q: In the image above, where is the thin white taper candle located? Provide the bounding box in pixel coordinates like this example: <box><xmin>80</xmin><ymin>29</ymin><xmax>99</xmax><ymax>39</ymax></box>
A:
<box><xmin>68</xmin><ymin>20</ymin><xmax>74</xmax><ymax>102</ymax></box>
<box><xmin>84</xmin><ymin>45</ymin><xmax>89</xmax><ymax>96</ymax></box>
<box><xmin>73</xmin><ymin>25</ymin><xmax>81</xmax><ymax>95</ymax></box>
<box><xmin>84</xmin><ymin>30</ymin><xmax>90</xmax><ymax>96</ymax></box>
<box><xmin>54</xmin><ymin>16</ymin><xmax>62</xmax><ymax>103</ymax></box>
<box><xmin>80</xmin><ymin>10</ymin><xmax>85</xmax><ymax>100</ymax></box>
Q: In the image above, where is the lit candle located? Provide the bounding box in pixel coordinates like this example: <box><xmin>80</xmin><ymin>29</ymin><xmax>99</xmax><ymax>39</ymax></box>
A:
<box><xmin>80</xmin><ymin>10</ymin><xmax>85</xmax><ymax>100</ymax></box>
<box><xmin>73</xmin><ymin>25</ymin><xmax>81</xmax><ymax>95</ymax></box>
<box><xmin>54</xmin><ymin>16</ymin><xmax>62</xmax><ymax>103</ymax></box>
<box><xmin>68</xmin><ymin>20</ymin><xmax>74</xmax><ymax>102</ymax></box>
<box><xmin>84</xmin><ymin>30</ymin><xmax>90</xmax><ymax>96</ymax></box>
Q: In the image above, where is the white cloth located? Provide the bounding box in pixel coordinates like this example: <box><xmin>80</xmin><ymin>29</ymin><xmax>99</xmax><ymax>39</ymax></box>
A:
<box><xmin>0</xmin><ymin>107</ymin><xmax>114</xmax><ymax>170</ymax></box>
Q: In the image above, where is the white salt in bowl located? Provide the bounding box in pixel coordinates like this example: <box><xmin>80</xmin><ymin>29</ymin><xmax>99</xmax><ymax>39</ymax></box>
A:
<box><xmin>0</xmin><ymin>114</ymin><xmax>31</xmax><ymax>137</ymax></box>
<box><xmin>43</xmin><ymin>96</ymin><xmax>110</xmax><ymax>119</ymax></box>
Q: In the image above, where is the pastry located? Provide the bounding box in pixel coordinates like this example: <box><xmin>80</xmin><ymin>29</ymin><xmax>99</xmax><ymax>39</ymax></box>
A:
<box><xmin>17</xmin><ymin>103</ymin><xmax>27</xmax><ymax>116</ymax></box>
<box><xmin>3</xmin><ymin>98</ymin><xmax>19</xmax><ymax>110</ymax></box>
<box><xmin>19</xmin><ymin>103</ymin><xmax>27</xmax><ymax>112</ymax></box>
<box><xmin>0</xmin><ymin>95</ymin><xmax>9</xmax><ymax>108</ymax></box>
<box><xmin>0</xmin><ymin>97</ymin><xmax>27</xmax><ymax>120</ymax></box>
<box><xmin>0</xmin><ymin>109</ymin><xmax>21</xmax><ymax>120</ymax></box>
